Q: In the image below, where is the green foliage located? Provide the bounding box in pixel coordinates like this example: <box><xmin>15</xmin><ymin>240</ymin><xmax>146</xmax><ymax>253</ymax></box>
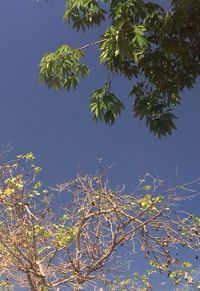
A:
<box><xmin>149</xmin><ymin>259</ymin><xmax>200</xmax><ymax>289</ymax></box>
<box><xmin>90</xmin><ymin>82</ymin><xmax>124</xmax><ymax>125</ymax></box>
<box><xmin>63</xmin><ymin>0</ymin><xmax>106</xmax><ymax>31</ymax></box>
<box><xmin>40</xmin><ymin>0</ymin><xmax>200</xmax><ymax>137</ymax></box>
<box><xmin>130</xmin><ymin>81</ymin><xmax>178</xmax><ymax>137</ymax></box>
<box><xmin>139</xmin><ymin>194</ymin><xmax>163</xmax><ymax>213</ymax></box>
<box><xmin>40</xmin><ymin>44</ymin><xmax>89</xmax><ymax>90</ymax></box>
<box><xmin>53</xmin><ymin>224</ymin><xmax>77</xmax><ymax>248</ymax></box>
<box><xmin>17</xmin><ymin>152</ymin><xmax>35</xmax><ymax>160</ymax></box>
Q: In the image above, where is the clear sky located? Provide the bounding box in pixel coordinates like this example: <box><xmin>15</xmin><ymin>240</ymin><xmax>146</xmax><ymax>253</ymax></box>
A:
<box><xmin>0</xmin><ymin>0</ymin><xmax>199</xmax><ymax>187</ymax></box>
<box><xmin>0</xmin><ymin>0</ymin><xmax>200</xmax><ymax>289</ymax></box>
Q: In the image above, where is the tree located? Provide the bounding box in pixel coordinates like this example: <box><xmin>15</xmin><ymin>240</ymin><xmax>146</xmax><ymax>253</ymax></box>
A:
<box><xmin>39</xmin><ymin>0</ymin><xmax>200</xmax><ymax>137</ymax></box>
<box><xmin>0</xmin><ymin>153</ymin><xmax>200</xmax><ymax>290</ymax></box>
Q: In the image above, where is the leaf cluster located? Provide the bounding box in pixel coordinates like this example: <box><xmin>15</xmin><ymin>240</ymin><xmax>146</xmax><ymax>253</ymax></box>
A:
<box><xmin>40</xmin><ymin>44</ymin><xmax>89</xmax><ymax>90</ymax></box>
<box><xmin>63</xmin><ymin>0</ymin><xmax>107</xmax><ymax>31</ymax></box>
<box><xmin>40</xmin><ymin>0</ymin><xmax>200</xmax><ymax>137</ymax></box>
<box><xmin>90</xmin><ymin>82</ymin><xmax>124</xmax><ymax>125</ymax></box>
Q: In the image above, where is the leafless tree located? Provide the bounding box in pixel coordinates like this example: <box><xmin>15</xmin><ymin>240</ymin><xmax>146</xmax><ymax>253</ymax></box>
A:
<box><xmin>0</xmin><ymin>156</ymin><xmax>199</xmax><ymax>290</ymax></box>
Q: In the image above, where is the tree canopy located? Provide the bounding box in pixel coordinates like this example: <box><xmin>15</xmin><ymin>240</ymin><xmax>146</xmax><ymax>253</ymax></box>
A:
<box><xmin>39</xmin><ymin>0</ymin><xmax>200</xmax><ymax>137</ymax></box>
<box><xmin>0</xmin><ymin>153</ymin><xmax>200</xmax><ymax>290</ymax></box>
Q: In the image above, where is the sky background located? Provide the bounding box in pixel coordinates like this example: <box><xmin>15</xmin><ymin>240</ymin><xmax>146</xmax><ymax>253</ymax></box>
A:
<box><xmin>0</xmin><ymin>0</ymin><xmax>200</xmax><ymax>289</ymax></box>
<box><xmin>0</xmin><ymin>0</ymin><xmax>199</xmax><ymax>188</ymax></box>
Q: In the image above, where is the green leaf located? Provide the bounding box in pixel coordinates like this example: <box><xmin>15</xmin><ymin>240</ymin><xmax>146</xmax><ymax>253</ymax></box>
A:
<box><xmin>39</xmin><ymin>45</ymin><xmax>88</xmax><ymax>91</ymax></box>
<box><xmin>90</xmin><ymin>83</ymin><xmax>124</xmax><ymax>125</ymax></box>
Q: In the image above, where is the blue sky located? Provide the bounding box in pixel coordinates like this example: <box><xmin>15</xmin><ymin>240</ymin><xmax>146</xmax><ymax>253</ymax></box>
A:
<box><xmin>0</xmin><ymin>0</ymin><xmax>199</xmax><ymax>190</ymax></box>
<box><xmin>0</xmin><ymin>0</ymin><xmax>200</xmax><ymax>289</ymax></box>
